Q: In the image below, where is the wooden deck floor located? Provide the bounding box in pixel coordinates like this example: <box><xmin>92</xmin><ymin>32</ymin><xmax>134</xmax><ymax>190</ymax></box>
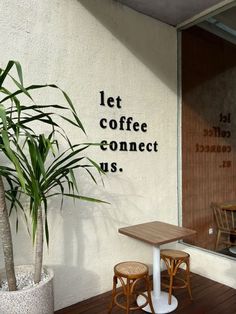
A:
<box><xmin>55</xmin><ymin>272</ymin><xmax>236</xmax><ymax>314</ymax></box>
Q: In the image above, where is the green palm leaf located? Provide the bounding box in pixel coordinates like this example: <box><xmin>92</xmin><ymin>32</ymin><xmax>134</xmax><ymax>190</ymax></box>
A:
<box><xmin>0</xmin><ymin>60</ymin><xmax>107</xmax><ymax>287</ymax></box>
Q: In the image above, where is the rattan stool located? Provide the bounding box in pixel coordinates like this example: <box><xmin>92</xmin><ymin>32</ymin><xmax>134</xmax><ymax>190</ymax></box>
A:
<box><xmin>108</xmin><ymin>261</ymin><xmax>155</xmax><ymax>314</ymax></box>
<box><xmin>161</xmin><ymin>249</ymin><xmax>192</xmax><ymax>305</ymax></box>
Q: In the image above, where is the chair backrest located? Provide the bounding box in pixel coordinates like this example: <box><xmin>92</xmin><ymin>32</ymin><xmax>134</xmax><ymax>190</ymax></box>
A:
<box><xmin>211</xmin><ymin>202</ymin><xmax>236</xmax><ymax>232</ymax></box>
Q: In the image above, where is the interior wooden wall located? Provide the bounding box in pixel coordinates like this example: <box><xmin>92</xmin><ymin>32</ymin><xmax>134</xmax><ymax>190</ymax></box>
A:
<box><xmin>182</xmin><ymin>26</ymin><xmax>236</xmax><ymax>250</ymax></box>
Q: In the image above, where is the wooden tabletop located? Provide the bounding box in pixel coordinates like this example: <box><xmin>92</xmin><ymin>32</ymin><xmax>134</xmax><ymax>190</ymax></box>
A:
<box><xmin>217</xmin><ymin>201</ymin><xmax>236</xmax><ymax>211</ymax></box>
<box><xmin>119</xmin><ymin>221</ymin><xmax>196</xmax><ymax>245</ymax></box>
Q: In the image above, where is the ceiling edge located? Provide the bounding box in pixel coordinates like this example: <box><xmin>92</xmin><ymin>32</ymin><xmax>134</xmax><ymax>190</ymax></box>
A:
<box><xmin>177</xmin><ymin>0</ymin><xmax>236</xmax><ymax>30</ymax></box>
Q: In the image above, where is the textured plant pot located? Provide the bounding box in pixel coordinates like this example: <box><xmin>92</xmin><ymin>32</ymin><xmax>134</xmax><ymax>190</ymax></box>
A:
<box><xmin>0</xmin><ymin>265</ymin><xmax>54</xmax><ymax>314</ymax></box>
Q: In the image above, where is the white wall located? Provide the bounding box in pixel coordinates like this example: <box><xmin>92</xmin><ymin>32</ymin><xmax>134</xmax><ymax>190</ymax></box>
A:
<box><xmin>0</xmin><ymin>0</ymin><xmax>177</xmax><ymax>309</ymax></box>
<box><xmin>1</xmin><ymin>0</ymin><xmax>236</xmax><ymax>311</ymax></box>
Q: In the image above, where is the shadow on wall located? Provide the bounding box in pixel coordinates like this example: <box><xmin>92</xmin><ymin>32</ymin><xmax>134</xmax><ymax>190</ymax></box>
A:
<box><xmin>50</xmin><ymin>196</ymin><xmax>101</xmax><ymax>310</ymax></box>
<box><xmin>52</xmin><ymin>264</ymin><xmax>99</xmax><ymax>310</ymax></box>
<box><xmin>51</xmin><ymin>173</ymin><xmax>149</xmax><ymax>309</ymax></box>
<box><xmin>78</xmin><ymin>0</ymin><xmax>176</xmax><ymax>94</ymax></box>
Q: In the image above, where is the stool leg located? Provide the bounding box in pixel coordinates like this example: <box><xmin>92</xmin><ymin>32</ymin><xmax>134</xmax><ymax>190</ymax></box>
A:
<box><xmin>168</xmin><ymin>273</ymin><xmax>174</xmax><ymax>305</ymax></box>
<box><xmin>146</xmin><ymin>275</ymin><xmax>155</xmax><ymax>314</ymax></box>
<box><xmin>168</xmin><ymin>260</ymin><xmax>174</xmax><ymax>305</ymax></box>
<box><xmin>215</xmin><ymin>230</ymin><xmax>221</xmax><ymax>251</ymax></box>
<box><xmin>185</xmin><ymin>259</ymin><xmax>193</xmax><ymax>300</ymax></box>
<box><xmin>108</xmin><ymin>275</ymin><xmax>117</xmax><ymax>313</ymax></box>
<box><xmin>126</xmin><ymin>278</ymin><xmax>131</xmax><ymax>314</ymax></box>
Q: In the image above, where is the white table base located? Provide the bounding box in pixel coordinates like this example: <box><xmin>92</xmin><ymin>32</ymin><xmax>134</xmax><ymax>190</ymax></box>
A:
<box><xmin>229</xmin><ymin>246</ymin><xmax>236</xmax><ymax>254</ymax></box>
<box><xmin>137</xmin><ymin>291</ymin><xmax>178</xmax><ymax>314</ymax></box>
<box><xmin>137</xmin><ymin>245</ymin><xmax>178</xmax><ymax>313</ymax></box>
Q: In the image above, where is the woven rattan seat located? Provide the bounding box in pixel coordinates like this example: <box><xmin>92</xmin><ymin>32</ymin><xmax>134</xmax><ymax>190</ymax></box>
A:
<box><xmin>108</xmin><ymin>261</ymin><xmax>154</xmax><ymax>313</ymax></box>
<box><xmin>115</xmin><ymin>261</ymin><xmax>148</xmax><ymax>278</ymax></box>
<box><xmin>161</xmin><ymin>249</ymin><xmax>192</xmax><ymax>305</ymax></box>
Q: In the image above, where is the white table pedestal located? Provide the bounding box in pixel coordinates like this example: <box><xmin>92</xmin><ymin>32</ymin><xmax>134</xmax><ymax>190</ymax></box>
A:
<box><xmin>137</xmin><ymin>245</ymin><xmax>178</xmax><ymax>313</ymax></box>
<box><xmin>229</xmin><ymin>246</ymin><xmax>236</xmax><ymax>254</ymax></box>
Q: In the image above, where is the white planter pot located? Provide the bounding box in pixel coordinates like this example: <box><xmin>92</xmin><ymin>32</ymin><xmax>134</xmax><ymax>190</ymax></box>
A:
<box><xmin>0</xmin><ymin>265</ymin><xmax>54</xmax><ymax>314</ymax></box>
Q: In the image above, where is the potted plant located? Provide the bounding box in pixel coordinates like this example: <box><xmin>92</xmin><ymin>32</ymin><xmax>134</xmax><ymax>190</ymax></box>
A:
<box><xmin>0</xmin><ymin>60</ymin><xmax>105</xmax><ymax>313</ymax></box>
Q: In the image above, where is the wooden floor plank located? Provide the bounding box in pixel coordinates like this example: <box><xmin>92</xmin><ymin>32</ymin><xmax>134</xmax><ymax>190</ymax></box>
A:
<box><xmin>54</xmin><ymin>272</ymin><xmax>236</xmax><ymax>314</ymax></box>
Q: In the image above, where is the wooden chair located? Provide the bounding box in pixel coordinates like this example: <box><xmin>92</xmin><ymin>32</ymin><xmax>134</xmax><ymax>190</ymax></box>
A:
<box><xmin>108</xmin><ymin>261</ymin><xmax>155</xmax><ymax>314</ymax></box>
<box><xmin>160</xmin><ymin>249</ymin><xmax>192</xmax><ymax>305</ymax></box>
<box><xmin>211</xmin><ymin>202</ymin><xmax>236</xmax><ymax>251</ymax></box>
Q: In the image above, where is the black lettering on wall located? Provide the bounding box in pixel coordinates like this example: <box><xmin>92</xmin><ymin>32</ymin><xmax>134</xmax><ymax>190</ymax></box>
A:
<box><xmin>98</xmin><ymin>91</ymin><xmax>159</xmax><ymax>172</ymax></box>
